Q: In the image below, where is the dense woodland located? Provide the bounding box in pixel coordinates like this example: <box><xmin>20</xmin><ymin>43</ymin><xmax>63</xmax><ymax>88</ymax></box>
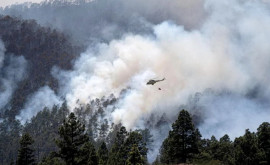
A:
<box><xmin>1</xmin><ymin>99</ymin><xmax>270</xmax><ymax>165</ymax></box>
<box><xmin>0</xmin><ymin>15</ymin><xmax>80</xmax><ymax>118</ymax></box>
<box><xmin>0</xmin><ymin>14</ymin><xmax>270</xmax><ymax>165</ymax></box>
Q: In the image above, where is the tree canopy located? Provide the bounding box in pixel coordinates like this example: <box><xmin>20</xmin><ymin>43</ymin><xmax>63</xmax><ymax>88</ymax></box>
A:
<box><xmin>17</xmin><ymin>133</ymin><xmax>36</xmax><ymax>165</ymax></box>
<box><xmin>56</xmin><ymin>112</ymin><xmax>89</xmax><ymax>165</ymax></box>
<box><xmin>160</xmin><ymin>109</ymin><xmax>200</xmax><ymax>164</ymax></box>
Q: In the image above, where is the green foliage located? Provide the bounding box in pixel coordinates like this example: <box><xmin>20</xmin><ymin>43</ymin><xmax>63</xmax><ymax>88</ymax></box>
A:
<box><xmin>99</xmin><ymin>119</ymin><xmax>109</xmax><ymax>140</ymax></box>
<box><xmin>56</xmin><ymin>112</ymin><xmax>89</xmax><ymax>165</ymax></box>
<box><xmin>125</xmin><ymin>131</ymin><xmax>148</xmax><ymax>160</ymax></box>
<box><xmin>107</xmin><ymin>144</ymin><xmax>119</xmax><ymax>165</ymax></box>
<box><xmin>234</xmin><ymin>129</ymin><xmax>261</xmax><ymax>165</ymax></box>
<box><xmin>126</xmin><ymin>144</ymin><xmax>144</xmax><ymax>165</ymax></box>
<box><xmin>105</xmin><ymin>123</ymin><xmax>122</xmax><ymax>150</ymax></box>
<box><xmin>3</xmin><ymin>100</ymin><xmax>270</xmax><ymax>165</ymax></box>
<box><xmin>0</xmin><ymin>102</ymin><xmax>69</xmax><ymax>164</ymax></box>
<box><xmin>218</xmin><ymin>134</ymin><xmax>234</xmax><ymax>164</ymax></box>
<box><xmin>159</xmin><ymin>138</ymin><xmax>170</xmax><ymax>164</ymax></box>
<box><xmin>257</xmin><ymin>122</ymin><xmax>270</xmax><ymax>164</ymax></box>
<box><xmin>199</xmin><ymin>135</ymin><xmax>234</xmax><ymax>165</ymax></box>
<box><xmin>0</xmin><ymin>119</ymin><xmax>22</xmax><ymax>164</ymax></box>
<box><xmin>24</xmin><ymin>104</ymin><xmax>69</xmax><ymax>162</ymax></box>
<box><xmin>193</xmin><ymin>159</ymin><xmax>222</xmax><ymax>165</ymax></box>
<box><xmin>17</xmin><ymin>133</ymin><xmax>36</xmax><ymax>165</ymax></box>
<box><xmin>0</xmin><ymin>15</ymin><xmax>78</xmax><ymax>118</ymax></box>
<box><xmin>107</xmin><ymin>126</ymin><xmax>148</xmax><ymax>165</ymax></box>
<box><xmin>39</xmin><ymin>154</ymin><xmax>65</xmax><ymax>165</ymax></box>
<box><xmin>138</xmin><ymin>129</ymin><xmax>154</xmax><ymax>150</ymax></box>
<box><xmin>107</xmin><ymin>126</ymin><xmax>128</xmax><ymax>165</ymax></box>
<box><xmin>77</xmin><ymin>142</ymin><xmax>98</xmax><ymax>165</ymax></box>
<box><xmin>160</xmin><ymin>109</ymin><xmax>200</xmax><ymax>164</ymax></box>
<box><xmin>97</xmin><ymin>142</ymin><xmax>108</xmax><ymax>165</ymax></box>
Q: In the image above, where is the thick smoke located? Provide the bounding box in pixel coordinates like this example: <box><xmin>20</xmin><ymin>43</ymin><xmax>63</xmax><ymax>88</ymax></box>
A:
<box><xmin>0</xmin><ymin>0</ymin><xmax>206</xmax><ymax>45</ymax></box>
<box><xmin>6</xmin><ymin>0</ymin><xmax>270</xmax><ymax>161</ymax></box>
<box><xmin>0</xmin><ymin>40</ymin><xmax>27</xmax><ymax>110</ymax></box>
<box><xmin>55</xmin><ymin>0</ymin><xmax>270</xmax><ymax>144</ymax></box>
<box><xmin>16</xmin><ymin>86</ymin><xmax>62</xmax><ymax>123</ymax></box>
<box><xmin>11</xmin><ymin>0</ymin><xmax>270</xmax><ymax>138</ymax></box>
<box><xmin>195</xmin><ymin>91</ymin><xmax>270</xmax><ymax>138</ymax></box>
<box><xmin>0</xmin><ymin>40</ymin><xmax>4</xmax><ymax>68</ymax></box>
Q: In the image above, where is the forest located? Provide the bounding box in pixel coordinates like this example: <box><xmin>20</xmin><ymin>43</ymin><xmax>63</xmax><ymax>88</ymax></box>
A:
<box><xmin>0</xmin><ymin>15</ymin><xmax>80</xmax><ymax>118</ymax></box>
<box><xmin>1</xmin><ymin>102</ymin><xmax>270</xmax><ymax>165</ymax></box>
<box><xmin>1</xmin><ymin>0</ymin><xmax>270</xmax><ymax>165</ymax></box>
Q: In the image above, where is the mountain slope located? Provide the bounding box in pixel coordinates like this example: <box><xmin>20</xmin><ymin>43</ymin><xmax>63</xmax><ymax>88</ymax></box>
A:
<box><xmin>0</xmin><ymin>15</ymin><xmax>79</xmax><ymax>118</ymax></box>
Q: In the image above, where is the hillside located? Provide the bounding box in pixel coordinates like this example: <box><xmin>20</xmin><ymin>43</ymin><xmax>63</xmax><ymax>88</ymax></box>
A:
<box><xmin>0</xmin><ymin>15</ymin><xmax>79</xmax><ymax>118</ymax></box>
<box><xmin>0</xmin><ymin>0</ymin><xmax>270</xmax><ymax>164</ymax></box>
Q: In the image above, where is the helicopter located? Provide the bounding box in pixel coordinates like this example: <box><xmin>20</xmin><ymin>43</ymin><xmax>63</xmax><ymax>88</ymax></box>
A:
<box><xmin>146</xmin><ymin>78</ymin><xmax>165</xmax><ymax>85</ymax></box>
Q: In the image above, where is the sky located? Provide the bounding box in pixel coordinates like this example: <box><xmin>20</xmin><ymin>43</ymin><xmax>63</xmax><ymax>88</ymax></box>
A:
<box><xmin>0</xmin><ymin>0</ymin><xmax>44</xmax><ymax>7</ymax></box>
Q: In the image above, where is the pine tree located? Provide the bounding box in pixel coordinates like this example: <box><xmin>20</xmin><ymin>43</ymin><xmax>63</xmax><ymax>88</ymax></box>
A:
<box><xmin>107</xmin><ymin>144</ymin><xmax>119</xmax><ymax>165</ymax></box>
<box><xmin>0</xmin><ymin>119</ymin><xmax>22</xmax><ymax>164</ymax></box>
<box><xmin>56</xmin><ymin>112</ymin><xmax>89</xmax><ymax>165</ymax></box>
<box><xmin>116</xmin><ymin>126</ymin><xmax>128</xmax><ymax>146</ymax></box>
<box><xmin>208</xmin><ymin>136</ymin><xmax>219</xmax><ymax>159</ymax></box>
<box><xmin>160</xmin><ymin>109</ymin><xmax>200</xmax><ymax>164</ymax></box>
<box><xmin>107</xmin><ymin>126</ymin><xmax>127</xmax><ymax>165</ymax></box>
<box><xmin>217</xmin><ymin>134</ymin><xmax>234</xmax><ymax>164</ymax></box>
<box><xmin>126</xmin><ymin>144</ymin><xmax>144</xmax><ymax>165</ymax></box>
<box><xmin>58</xmin><ymin>101</ymin><xmax>70</xmax><ymax>122</ymax></box>
<box><xmin>159</xmin><ymin>138</ymin><xmax>171</xmax><ymax>164</ymax></box>
<box><xmin>39</xmin><ymin>154</ymin><xmax>65</xmax><ymax>165</ymax></box>
<box><xmin>139</xmin><ymin>129</ymin><xmax>153</xmax><ymax>150</ymax></box>
<box><xmin>193</xmin><ymin>136</ymin><xmax>217</xmax><ymax>164</ymax></box>
<box><xmin>77</xmin><ymin>142</ymin><xmax>98</xmax><ymax>165</ymax></box>
<box><xmin>17</xmin><ymin>133</ymin><xmax>35</xmax><ymax>165</ymax></box>
<box><xmin>257</xmin><ymin>122</ymin><xmax>270</xmax><ymax>164</ymax></box>
<box><xmin>124</xmin><ymin>131</ymin><xmax>147</xmax><ymax>163</ymax></box>
<box><xmin>234</xmin><ymin>129</ymin><xmax>260</xmax><ymax>165</ymax></box>
<box><xmin>97</xmin><ymin>142</ymin><xmax>108</xmax><ymax>165</ymax></box>
<box><xmin>99</xmin><ymin>120</ymin><xmax>109</xmax><ymax>139</ymax></box>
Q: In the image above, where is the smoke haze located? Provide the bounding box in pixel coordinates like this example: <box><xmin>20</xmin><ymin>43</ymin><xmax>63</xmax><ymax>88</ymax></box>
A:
<box><xmin>52</xmin><ymin>0</ymin><xmax>270</xmax><ymax>137</ymax></box>
<box><xmin>0</xmin><ymin>0</ymin><xmax>206</xmax><ymax>45</ymax></box>
<box><xmin>0</xmin><ymin>40</ymin><xmax>27</xmax><ymax>110</ymax></box>
<box><xmin>16</xmin><ymin>86</ymin><xmax>62</xmax><ymax>124</ymax></box>
<box><xmin>2</xmin><ymin>0</ymin><xmax>270</xmax><ymax>161</ymax></box>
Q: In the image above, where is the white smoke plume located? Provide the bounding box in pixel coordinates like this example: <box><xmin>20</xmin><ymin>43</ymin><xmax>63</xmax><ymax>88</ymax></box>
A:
<box><xmin>196</xmin><ymin>91</ymin><xmax>270</xmax><ymax>139</ymax></box>
<box><xmin>0</xmin><ymin>40</ymin><xmax>27</xmax><ymax>110</ymax></box>
<box><xmin>16</xmin><ymin>86</ymin><xmax>62</xmax><ymax>123</ymax></box>
<box><xmin>0</xmin><ymin>40</ymin><xmax>4</xmax><ymax>68</ymax></box>
<box><xmin>7</xmin><ymin>0</ymin><xmax>270</xmax><ymax>161</ymax></box>
<box><xmin>55</xmin><ymin>0</ymin><xmax>270</xmax><ymax>134</ymax></box>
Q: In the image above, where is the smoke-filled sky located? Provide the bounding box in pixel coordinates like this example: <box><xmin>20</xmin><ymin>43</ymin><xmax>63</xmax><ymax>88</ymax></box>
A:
<box><xmin>2</xmin><ymin>0</ymin><xmax>270</xmax><ymax>161</ymax></box>
<box><xmin>0</xmin><ymin>0</ymin><xmax>44</xmax><ymax>7</ymax></box>
<box><xmin>10</xmin><ymin>0</ymin><xmax>270</xmax><ymax>135</ymax></box>
<box><xmin>0</xmin><ymin>40</ymin><xmax>27</xmax><ymax>111</ymax></box>
<box><xmin>48</xmin><ymin>0</ymin><xmax>270</xmax><ymax>136</ymax></box>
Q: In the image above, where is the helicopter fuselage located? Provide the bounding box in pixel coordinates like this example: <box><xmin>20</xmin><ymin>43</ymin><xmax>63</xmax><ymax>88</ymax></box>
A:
<box><xmin>146</xmin><ymin>78</ymin><xmax>165</xmax><ymax>85</ymax></box>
